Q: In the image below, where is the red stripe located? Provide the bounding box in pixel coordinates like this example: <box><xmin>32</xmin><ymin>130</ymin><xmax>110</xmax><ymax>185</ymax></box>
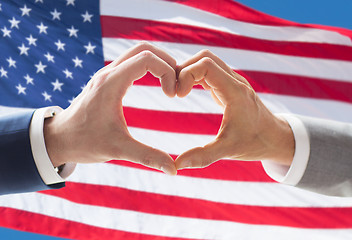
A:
<box><xmin>101</xmin><ymin>16</ymin><xmax>352</xmax><ymax>61</ymax></box>
<box><xmin>165</xmin><ymin>0</ymin><xmax>352</xmax><ymax>39</ymax></box>
<box><xmin>237</xmin><ymin>70</ymin><xmax>352</xmax><ymax>104</ymax></box>
<box><xmin>124</xmin><ymin>106</ymin><xmax>221</xmax><ymax>135</ymax></box>
<box><xmin>165</xmin><ymin>0</ymin><xmax>298</xmax><ymax>26</ymax></box>
<box><xmin>0</xmin><ymin>207</ymin><xmax>188</xmax><ymax>240</ymax></box>
<box><xmin>108</xmin><ymin>159</ymin><xmax>274</xmax><ymax>182</ymax></box>
<box><xmin>107</xmin><ymin>68</ymin><xmax>352</xmax><ymax>104</ymax></box>
<box><xmin>41</xmin><ymin>182</ymin><xmax>352</xmax><ymax>229</ymax></box>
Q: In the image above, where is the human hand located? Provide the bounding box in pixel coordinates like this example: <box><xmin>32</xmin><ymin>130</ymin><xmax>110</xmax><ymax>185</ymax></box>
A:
<box><xmin>43</xmin><ymin>42</ymin><xmax>177</xmax><ymax>175</ymax></box>
<box><xmin>175</xmin><ymin>50</ymin><xmax>295</xmax><ymax>170</ymax></box>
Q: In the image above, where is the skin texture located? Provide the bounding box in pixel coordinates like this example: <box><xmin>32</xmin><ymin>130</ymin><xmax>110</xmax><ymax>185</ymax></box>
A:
<box><xmin>175</xmin><ymin>50</ymin><xmax>295</xmax><ymax>170</ymax></box>
<box><xmin>44</xmin><ymin>43</ymin><xmax>295</xmax><ymax>176</ymax></box>
<box><xmin>44</xmin><ymin>42</ymin><xmax>178</xmax><ymax>175</ymax></box>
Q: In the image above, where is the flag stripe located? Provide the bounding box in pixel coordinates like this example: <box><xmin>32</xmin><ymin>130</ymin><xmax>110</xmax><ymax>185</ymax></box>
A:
<box><xmin>68</xmin><ymin>163</ymin><xmax>352</xmax><ymax>208</ymax></box>
<box><xmin>101</xmin><ymin>16</ymin><xmax>352</xmax><ymax>61</ymax></box>
<box><xmin>102</xmin><ymin>38</ymin><xmax>352</xmax><ymax>82</ymax></box>
<box><xmin>165</xmin><ymin>0</ymin><xmax>297</xmax><ymax>26</ymax></box>
<box><xmin>123</xmin><ymin>86</ymin><xmax>352</xmax><ymax>123</ymax></box>
<box><xmin>108</xmin><ymin>160</ymin><xmax>274</xmax><ymax>182</ymax></box>
<box><xmin>123</xmin><ymin>106</ymin><xmax>221</xmax><ymax>135</ymax></box>
<box><xmin>41</xmin><ymin>182</ymin><xmax>352</xmax><ymax>229</ymax></box>
<box><xmin>1</xmin><ymin>194</ymin><xmax>352</xmax><ymax>240</ymax></box>
<box><xmin>165</xmin><ymin>0</ymin><xmax>352</xmax><ymax>42</ymax></box>
<box><xmin>0</xmin><ymin>207</ymin><xmax>186</xmax><ymax>240</ymax></box>
<box><xmin>238</xmin><ymin>70</ymin><xmax>352</xmax><ymax>104</ymax></box>
<box><xmin>125</xmin><ymin>71</ymin><xmax>352</xmax><ymax>104</ymax></box>
<box><xmin>100</xmin><ymin>0</ymin><xmax>352</xmax><ymax>45</ymax></box>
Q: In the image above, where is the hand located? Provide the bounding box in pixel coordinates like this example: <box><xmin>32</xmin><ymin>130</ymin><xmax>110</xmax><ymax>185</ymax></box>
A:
<box><xmin>44</xmin><ymin>42</ymin><xmax>177</xmax><ymax>175</ymax></box>
<box><xmin>175</xmin><ymin>50</ymin><xmax>295</xmax><ymax>170</ymax></box>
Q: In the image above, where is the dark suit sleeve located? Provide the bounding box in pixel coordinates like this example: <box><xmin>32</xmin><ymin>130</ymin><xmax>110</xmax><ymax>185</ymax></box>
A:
<box><xmin>0</xmin><ymin>110</ymin><xmax>64</xmax><ymax>195</ymax></box>
<box><xmin>295</xmin><ymin>115</ymin><xmax>352</xmax><ymax>197</ymax></box>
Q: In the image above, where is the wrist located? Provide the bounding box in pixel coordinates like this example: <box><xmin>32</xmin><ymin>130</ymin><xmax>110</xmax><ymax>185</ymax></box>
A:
<box><xmin>44</xmin><ymin>114</ymin><xmax>66</xmax><ymax>168</ymax></box>
<box><xmin>265</xmin><ymin>115</ymin><xmax>295</xmax><ymax>166</ymax></box>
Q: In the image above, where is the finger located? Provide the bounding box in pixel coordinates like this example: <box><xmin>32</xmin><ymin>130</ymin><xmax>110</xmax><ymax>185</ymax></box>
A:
<box><xmin>178</xmin><ymin>49</ymin><xmax>234</xmax><ymax>76</ymax></box>
<box><xmin>175</xmin><ymin>140</ymin><xmax>225</xmax><ymax>170</ymax></box>
<box><xmin>177</xmin><ymin>57</ymin><xmax>240</xmax><ymax>101</ymax></box>
<box><xmin>109</xmin><ymin>41</ymin><xmax>177</xmax><ymax>70</ymax></box>
<box><xmin>120</xmin><ymin>137</ymin><xmax>177</xmax><ymax>175</ymax></box>
<box><xmin>177</xmin><ymin>49</ymin><xmax>251</xmax><ymax>87</ymax></box>
<box><xmin>106</xmin><ymin>50</ymin><xmax>177</xmax><ymax>97</ymax></box>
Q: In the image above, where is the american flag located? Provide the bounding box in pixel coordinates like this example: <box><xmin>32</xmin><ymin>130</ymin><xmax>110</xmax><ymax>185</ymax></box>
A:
<box><xmin>1</xmin><ymin>0</ymin><xmax>352</xmax><ymax>239</ymax></box>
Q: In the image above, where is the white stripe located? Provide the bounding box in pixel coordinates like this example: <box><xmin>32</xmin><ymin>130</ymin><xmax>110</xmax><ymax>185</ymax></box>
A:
<box><xmin>0</xmin><ymin>193</ymin><xmax>351</xmax><ymax>240</ymax></box>
<box><xmin>103</xmin><ymin>38</ymin><xmax>352</xmax><ymax>82</ymax></box>
<box><xmin>124</xmin><ymin>85</ymin><xmax>352</xmax><ymax>123</ymax></box>
<box><xmin>128</xmin><ymin>126</ymin><xmax>215</xmax><ymax>155</ymax></box>
<box><xmin>100</xmin><ymin>0</ymin><xmax>352</xmax><ymax>46</ymax></box>
<box><xmin>2</xmin><ymin>85</ymin><xmax>352</xmax><ymax>124</ymax></box>
<box><xmin>123</xmin><ymin>85</ymin><xmax>223</xmax><ymax>114</ymax></box>
<box><xmin>66</xmin><ymin>163</ymin><xmax>352</xmax><ymax>208</ymax></box>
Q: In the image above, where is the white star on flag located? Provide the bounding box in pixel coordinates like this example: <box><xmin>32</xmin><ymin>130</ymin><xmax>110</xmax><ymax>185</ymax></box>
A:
<box><xmin>26</xmin><ymin>34</ymin><xmax>37</xmax><ymax>46</ymax></box>
<box><xmin>6</xmin><ymin>57</ymin><xmax>16</xmax><ymax>68</ymax></box>
<box><xmin>35</xmin><ymin>0</ymin><xmax>44</xmax><ymax>3</ymax></box>
<box><xmin>0</xmin><ymin>67</ymin><xmax>8</xmax><ymax>78</ymax></box>
<box><xmin>24</xmin><ymin>74</ymin><xmax>34</xmax><ymax>85</ymax></box>
<box><xmin>1</xmin><ymin>26</ymin><xmax>11</xmax><ymax>37</ymax></box>
<box><xmin>72</xmin><ymin>56</ymin><xmax>83</xmax><ymax>68</ymax></box>
<box><xmin>9</xmin><ymin>17</ymin><xmax>20</xmax><ymax>29</ymax></box>
<box><xmin>66</xmin><ymin>0</ymin><xmax>75</xmax><ymax>6</ymax></box>
<box><xmin>51</xmin><ymin>79</ymin><xmax>64</xmax><ymax>91</ymax></box>
<box><xmin>54</xmin><ymin>40</ymin><xmax>65</xmax><ymax>51</ymax></box>
<box><xmin>81</xmin><ymin>11</ymin><xmax>93</xmax><ymax>23</ymax></box>
<box><xmin>84</xmin><ymin>42</ymin><xmax>96</xmax><ymax>54</ymax></box>
<box><xmin>68</xmin><ymin>97</ymin><xmax>75</xmax><ymax>104</ymax></box>
<box><xmin>18</xmin><ymin>44</ymin><xmax>30</xmax><ymax>56</ymax></box>
<box><xmin>50</xmin><ymin>9</ymin><xmax>62</xmax><ymax>20</ymax></box>
<box><xmin>20</xmin><ymin>5</ymin><xmax>32</xmax><ymax>17</ymax></box>
<box><xmin>63</xmin><ymin>68</ymin><xmax>73</xmax><ymax>79</ymax></box>
<box><xmin>42</xmin><ymin>91</ymin><xmax>52</xmax><ymax>102</ymax></box>
<box><xmin>35</xmin><ymin>61</ymin><xmax>47</xmax><ymax>74</ymax></box>
<box><xmin>80</xmin><ymin>84</ymin><xmax>86</xmax><ymax>90</ymax></box>
<box><xmin>67</xmin><ymin>26</ymin><xmax>79</xmax><ymax>38</ymax></box>
<box><xmin>16</xmin><ymin>84</ymin><xmax>26</xmax><ymax>95</ymax></box>
<box><xmin>44</xmin><ymin>52</ymin><xmax>55</xmax><ymax>63</ymax></box>
<box><xmin>37</xmin><ymin>22</ymin><xmax>48</xmax><ymax>34</ymax></box>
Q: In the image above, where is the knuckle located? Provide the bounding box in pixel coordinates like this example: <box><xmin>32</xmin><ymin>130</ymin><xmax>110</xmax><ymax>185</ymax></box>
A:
<box><xmin>90</xmin><ymin>69</ymin><xmax>111</xmax><ymax>89</ymax></box>
<box><xmin>137</xmin><ymin>40</ymin><xmax>152</xmax><ymax>48</ymax></box>
<box><xmin>138</xmin><ymin>50</ymin><xmax>154</xmax><ymax>60</ymax></box>
<box><xmin>141</xmin><ymin>155</ymin><xmax>152</xmax><ymax>167</ymax></box>
<box><xmin>140</xmin><ymin>148</ymin><xmax>159</xmax><ymax>168</ymax></box>
<box><xmin>198</xmin><ymin>49</ymin><xmax>214</xmax><ymax>58</ymax></box>
<box><xmin>200</xmin><ymin>57</ymin><xmax>216</xmax><ymax>68</ymax></box>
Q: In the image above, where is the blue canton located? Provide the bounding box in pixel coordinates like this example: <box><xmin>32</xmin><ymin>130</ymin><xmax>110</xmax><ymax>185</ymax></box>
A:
<box><xmin>0</xmin><ymin>0</ymin><xmax>104</xmax><ymax>108</ymax></box>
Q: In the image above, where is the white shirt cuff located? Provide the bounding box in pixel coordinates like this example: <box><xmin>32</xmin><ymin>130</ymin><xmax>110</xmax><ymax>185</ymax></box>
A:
<box><xmin>29</xmin><ymin>107</ymin><xmax>76</xmax><ymax>185</ymax></box>
<box><xmin>261</xmin><ymin>114</ymin><xmax>310</xmax><ymax>185</ymax></box>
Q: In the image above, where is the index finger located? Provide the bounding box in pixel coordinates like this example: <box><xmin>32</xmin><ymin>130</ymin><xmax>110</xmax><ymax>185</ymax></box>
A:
<box><xmin>177</xmin><ymin>49</ymin><xmax>251</xmax><ymax>87</ymax></box>
<box><xmin>108</xmin><ymin>41</ymin><xmax>177</xmax><ymax>70</ymax></box>
<box><xmin>105</xmin><ymin>50</ymin><xmax>177</xmax><ymax>98</ymax></box>
<box><xmin>177</xmin><ymin>57</ymin><xmax>244</xmax><ymax>103</ymax></box>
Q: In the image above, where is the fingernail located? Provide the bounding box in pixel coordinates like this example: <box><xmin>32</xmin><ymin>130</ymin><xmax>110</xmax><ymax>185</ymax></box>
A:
<box><xmin>161</xmin><ymin>165</ymin><xmax>176</xmax><ymax>175</ymax></box>
<box><xmin>177</xmin><ymin>160</ymin><xmax>191</xmax><ymax>170</ymax></box>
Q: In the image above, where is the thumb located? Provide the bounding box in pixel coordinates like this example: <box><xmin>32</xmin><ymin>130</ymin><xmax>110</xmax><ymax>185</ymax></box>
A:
<box><xmin>175</xmin><ymin>140</ymin><xmax>224</xmax><ymax>170</ymax></box>
<box><xmin>120</xmin><ymin>137</ymin><xmax>177</xmax><ymax>175</ymax></box>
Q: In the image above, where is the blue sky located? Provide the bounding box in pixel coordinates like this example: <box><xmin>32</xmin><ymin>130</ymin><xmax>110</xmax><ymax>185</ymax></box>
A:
<box><xmin>1</xmin><ymin>0</ymin><xmax>351</xmax><ymax>239</ymax></box>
